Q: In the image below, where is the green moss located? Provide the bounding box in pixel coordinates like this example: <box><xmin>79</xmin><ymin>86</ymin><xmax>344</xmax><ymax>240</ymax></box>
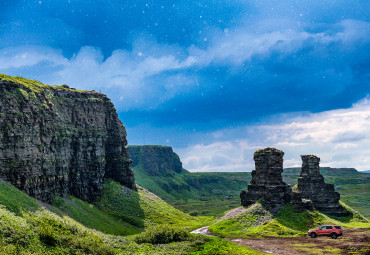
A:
<box><xmin>253</xmin><ymin>147</ymin><xmax>283</xmax><ymax>156</ymax></box>
<box><xmin>0</xmin><ymin>73</ymin><xmax>99</xmax><ymax>94</ymax></box>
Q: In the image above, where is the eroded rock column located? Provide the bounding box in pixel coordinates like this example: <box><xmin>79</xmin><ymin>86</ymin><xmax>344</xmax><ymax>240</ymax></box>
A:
<box><xmin>240</xmin><ymin>148</ymin><xmax>291</xmax><ymax>209</ymax></box>
<box><xmin>297</xmin><ymin>155</ymin><xmax>349</xmax><ymax>216</ymax></box>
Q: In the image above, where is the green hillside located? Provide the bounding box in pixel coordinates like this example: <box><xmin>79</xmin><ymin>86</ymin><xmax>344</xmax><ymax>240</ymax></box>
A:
<box><xmin>0</xmin><ymin>178</ymin><xmax>266</xmax><ymax>254</ymax></box>
<box><xmin>209</xmin><ymin>202</ymin><xmax>369</xmax><ymax>238</ymax></box>
<box><xmin>129</xmin><ymin>145</ymin><xmax>370</xmax><ymax>218</ymax></box>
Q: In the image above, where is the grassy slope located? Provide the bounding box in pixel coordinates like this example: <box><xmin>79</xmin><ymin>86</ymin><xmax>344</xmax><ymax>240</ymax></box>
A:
<box><xmin>3</xmin><ymin>179</ymin><xmax>260</xmax><ymax>254</ymax></box>
<box><xmin>209</xmin><ymin>202</ymin><xmax>370</xmax><ymax>239</ymax></box>
<box><xmin>0</xmin><ymin>73</ymin><xmax>98</xmax><ymax>94</ymax></box>
<box><xmin>283</xmin><ymin>168</ymin><xmax>370</xmax><ymax>218</ymax></box>
<box><xmin>134</xmin><ymin>164</ymin><xmax>370</xmax><ymax>218</ymax></box>
<box><xmin>93</xmin><ymin>179</ymin><xmax>214</xmax><ymax>230</ymax></box>
<box><xmin>134</xmin><ymin>166</ymin><xmax>250</xmax><ymax>216</ymax></box>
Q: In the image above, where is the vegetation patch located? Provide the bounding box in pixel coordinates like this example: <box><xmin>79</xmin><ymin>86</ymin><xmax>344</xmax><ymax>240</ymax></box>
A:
<box><xmin>191</xmin><ymin>236</ymin><xmax>266</xmax><ymax>255</ymax></box>
<box><xmin>0</xmin><ymin>180</ymin><xmax>40</xmax><ymax>215</ymax></box>
<box><xmin>94</xmin><ymin>179</ymin><xmax>214</xmax><ymax>230</ymax></box>
<box><xmin>51</xmin><ymin>195</ymin><xmax>141</xmax><ymax>236</ymax></box>
<box><xmin>290</xmin><ymin>243</ymin><xmax>341</xmax><ymax>255</ymax></box>
<box><xmin>208</xmin><ymin>202</ymin><xmax>370</xmax><ymax>238</ymax></box>
<box><xmin>133</xmin><ymin>224</ymin><xmax>190</xmax><ymax>244</ymax></box>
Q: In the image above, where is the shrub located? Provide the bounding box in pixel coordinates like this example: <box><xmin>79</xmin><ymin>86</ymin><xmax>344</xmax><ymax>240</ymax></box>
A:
<box><xmin>133</xmin><ymin>225</ymin><xmax>190</xmax><ymax>244</ymax></box>
<box><xmin>192</xmin><ymin>237</ymin><xmax>260</xmax><ymax>255</ymax></box>
<box><xmin>0</xmin><ymin>206</ymin><xmax>36</xmax><ymax>246</ymax></box>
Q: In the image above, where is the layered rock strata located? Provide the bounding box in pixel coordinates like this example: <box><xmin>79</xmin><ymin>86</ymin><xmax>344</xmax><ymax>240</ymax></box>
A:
<box><xmin>240</xmin><ymin>148</ymin><xmax>292</xmax><ymax>209</ymax></box>
<box><xmin>297</xmin><ymin>155</ymin><xmax>349</xmax><ymax>216</ymax></box>
<box><xmin>0</xmin><ymin>75</ymin><xmax>136</xmax><ymax>203</ymax></box>
<box><xmin>128</xmin><ymin>145</ymin><xmax>182</xmax><ymax>176</ymax></box>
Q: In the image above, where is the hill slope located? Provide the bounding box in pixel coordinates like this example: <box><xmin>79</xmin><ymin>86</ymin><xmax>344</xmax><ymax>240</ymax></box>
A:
<box><xmin>0</xmin><ymin>179</ymin><xmax>224</xmax><ymax>254</ymax></box>
<box><xmin>129</xmin><ymin>145</ymin><xmax>370</xmax><ymax>218</ymax></box>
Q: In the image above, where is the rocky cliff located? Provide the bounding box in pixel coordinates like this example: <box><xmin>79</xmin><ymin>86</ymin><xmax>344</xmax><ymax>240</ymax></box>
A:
<box><xmin>240</xmin><ymin>148</ymin><xmax>292</xmax><ymax>209</ymax></box>
<box><xmin>0</xmin><ymin>74</ymin><xmax>136</xmax><ymax>203</ymax></box>
<box><xmin>297</xmin><ymin>155</ymin><xmax>349</xmax><ymax>216</ymax></box>
<box><xmin>128</xmin><ymin>145</ymin><xmax>182</xmax><ymax>176</ymax></box>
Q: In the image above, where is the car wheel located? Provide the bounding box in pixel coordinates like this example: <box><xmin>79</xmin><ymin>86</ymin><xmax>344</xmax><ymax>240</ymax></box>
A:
<box><xmin>310</xmin><ymin>233</ymin><xmax>317</xmax><ymax>238</ymax></box>
<box><xmin>331</xmin><ymin>233</ymin><xmax>337</xmax><ymax>239</ymax></box>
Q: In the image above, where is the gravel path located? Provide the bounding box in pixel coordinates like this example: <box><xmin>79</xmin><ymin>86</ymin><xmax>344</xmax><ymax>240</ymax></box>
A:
<box><xmin>190</xmin><ymin>226</ymin><xmax>215</xmax><ymax>236</ymax></box>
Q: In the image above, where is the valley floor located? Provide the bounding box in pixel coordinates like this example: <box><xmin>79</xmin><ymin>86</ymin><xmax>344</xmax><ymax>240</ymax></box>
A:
<box><xmin>192</xmin><ymin>226</ymin><xmax>370</xmax><ymax>255</ymax></box>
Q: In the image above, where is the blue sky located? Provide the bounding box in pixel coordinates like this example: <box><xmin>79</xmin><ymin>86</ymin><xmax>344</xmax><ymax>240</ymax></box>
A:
<box><xmin>1</xmin><ymin>0</ymin><xmax>370</xmax><ymax>171</ymax></box>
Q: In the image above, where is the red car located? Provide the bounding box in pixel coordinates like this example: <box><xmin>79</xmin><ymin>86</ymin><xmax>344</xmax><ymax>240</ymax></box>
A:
<box><xmin>308</xmin><ymin>225</ymin><xmax>342</xmax><ymax>239</ymax></box>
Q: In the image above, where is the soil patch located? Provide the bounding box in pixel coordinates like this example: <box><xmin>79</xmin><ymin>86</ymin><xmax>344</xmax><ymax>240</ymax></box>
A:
<box><xmin>229</xmin><ymin>228</ymin><xmax>370</xmax><ymax>255</ymax></box>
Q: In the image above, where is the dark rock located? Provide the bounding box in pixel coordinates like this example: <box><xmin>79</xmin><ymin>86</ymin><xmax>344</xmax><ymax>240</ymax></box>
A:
<box><xmin>240</xmin><ymin>148</ymin><xmax>292</xmax><ymax>209</ymax></box>
<box><xmin>290</xmin><ymin>191</ymin><xmax>314</xmax><ymax>212</ymax></box>
<box><xmin>297</xmin><ymin>155</ymin><xmax>349</xmax><ymax>216</ymax></box>
<box><xmin>0</xmin><ymin>75</ymin><xmax>136</xmax><ymax>203</ymax></box>
<box><xmin>128</xmin><ymin>145</ymin><xmax>182</xmax><ymax>176</ymax></box>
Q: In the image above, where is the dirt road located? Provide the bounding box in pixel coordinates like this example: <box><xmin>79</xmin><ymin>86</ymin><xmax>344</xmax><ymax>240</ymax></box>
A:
<box><xmin>192</xmin><ymin>226</ymin><xmax>370</xmax><ymax>255</ymax></box>
<box><xmin>190</xmin><ymin>226</ymin><xmax>215</xmax><ymax>236</ymax></box>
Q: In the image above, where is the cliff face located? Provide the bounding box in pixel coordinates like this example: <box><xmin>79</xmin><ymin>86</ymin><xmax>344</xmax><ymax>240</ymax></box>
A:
<box><xmin>297</xmin><ymin>155</ymin><xmax>349</xmax><ymax>216</ymax></box>
<box><xmin>240</xmin><ymin>148</ymin><xmax>292</xmax><ymax>209</ymax></box>
<box><xmin>0</xmin><ymin>74</ymin><xmax>136</xmax><ymax>203</ymax></box>
<box><xmin>128</xmin><ymin>145</ymin><xmax>182</xmax><ymax>176</ymax></box>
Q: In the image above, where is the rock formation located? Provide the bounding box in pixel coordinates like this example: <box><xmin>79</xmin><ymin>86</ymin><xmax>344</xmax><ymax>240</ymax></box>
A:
<box><xmin>128</xmin><ymin>145</ymin><xmax>182</xmax><ymax>176</ymax></box>
<box><xmin>240</xmin><ymin>148</ymin><xmax>292</xmax><ymax>209</ymax></box>
<box><xmin>0</xmin><ymin>74</ymin><xmax>136</xmax><ymax>203</ymax></box>
<box><xmin>297</xmin><ymin>155</ymin><xmax>349</xmax><ymax>216</ymax></box>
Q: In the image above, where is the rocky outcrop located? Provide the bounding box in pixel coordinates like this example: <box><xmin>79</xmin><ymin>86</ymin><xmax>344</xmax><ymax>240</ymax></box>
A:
<box><xmin>0</xmin><ymin>74</ymin><xmax>136</xmax><ymax>203</ymax></box>
<box><xmin>128</xmin><ymin>145</ymin><xmax>182</xmax><ymax>176</ymax></box>
<box><xmin>290</xmin><ymin>191</ymin><xmax>314</xmax><ymax>212</ymax></box>
<box><xmin>240</xmin><ymin>148</ymin><xmax>292</xmax><ymax>209</ymax></box>
<box><xmin>297</xmin><ymin>155</ymin><xmax>349</xmax><ymax>216</ymax></box>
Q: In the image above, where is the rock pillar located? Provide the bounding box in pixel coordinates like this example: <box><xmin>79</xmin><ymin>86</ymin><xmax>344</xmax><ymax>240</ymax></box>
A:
<box><xmin>297</xmin><ymin>155</ymin><xmax>349</xmax><ymax>216</ymax></box>
<box><xmin>240</xmin><ymin>148</ymin><xmax>292</xmax><ymax>209</ymax></box>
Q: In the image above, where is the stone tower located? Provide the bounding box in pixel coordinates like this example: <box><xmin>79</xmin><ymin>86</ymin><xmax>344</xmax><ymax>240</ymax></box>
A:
<box><xmin>297</xmin><ymin>155</ymin><xmax>349</xmax><ymax>216</ymax></box>
<box><xmin>240</xmin><ymin>148</ymin><xmax>292</xmax><ymax>209</ymax></box>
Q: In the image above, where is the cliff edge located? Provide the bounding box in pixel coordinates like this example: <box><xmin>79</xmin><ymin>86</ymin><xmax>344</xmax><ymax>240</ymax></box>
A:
<box><xmin>0</xmin><ymin>74</ymin><xmax>136</xmax><ymax>203</ymax></box>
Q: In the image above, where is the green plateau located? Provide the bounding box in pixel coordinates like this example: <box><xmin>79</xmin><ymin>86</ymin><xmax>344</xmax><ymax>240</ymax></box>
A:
<box><xmin>129</xmin><ymin>145</ymin><xmax>370</xmax><ymax>218</ymax></box>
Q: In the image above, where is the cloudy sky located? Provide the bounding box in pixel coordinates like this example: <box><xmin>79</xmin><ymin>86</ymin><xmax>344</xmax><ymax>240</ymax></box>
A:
<box><xmin>1</xmin><ymin>0</ymin><xmax>370</xmax><ymax>171</ymax></box>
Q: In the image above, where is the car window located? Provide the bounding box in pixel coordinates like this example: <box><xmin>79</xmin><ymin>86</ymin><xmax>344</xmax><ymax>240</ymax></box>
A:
<box><xmin>326</xmin><ymin>226</ymin><xmax>333</xmax><ymax>229</ymax></box>
<box><xmin>334</xmin><ymin>226</ymin><xmax>342</xmax><ymax>229</ymax></box>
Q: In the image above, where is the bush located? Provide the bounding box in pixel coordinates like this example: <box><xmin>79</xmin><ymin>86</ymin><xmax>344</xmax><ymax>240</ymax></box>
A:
<box><xmin>0</xmin><ymin>206</ymin><xmax>36</xmax><ymax>246</ymax></box>
<box><xmin>133</xmin><ymin>225</ymin><xmax>190</xmax><ymax>244</ymax></box>
<box><xmin>192</xmin><ymin>237</ymin><xmax>260</xmax><ymax>255</ymax></box>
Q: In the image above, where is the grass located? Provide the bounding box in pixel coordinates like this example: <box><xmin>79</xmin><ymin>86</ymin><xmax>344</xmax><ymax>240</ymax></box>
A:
<box><xmin>131</xmin><ymin>146</ymin><xmax>370</xmax><ymax>218</ymax></box>
<box><xmin>0</xmin><ymin>73</ymin><xmax>98</xmax><ymax>94</ymax></box>
<box><xmin>94</xmin><ymin>179</ymin><xmax>214</xmax><ymax>230</ymax></box>
<box><xmin>208</xmin><ymin>202</ymin><xmax>370</xmax><ymax>238</ymax></box>
<box><xmin>191</xmin><ymin>237</ymin><xmax>267</xmax><ymax>255</ymax></box>
<box><xmin>51</xmin><ymin>195</ymin><xmax>141</xmax><ymax>236</ymax></box>
<box><xmin>0</xmin><ymin>179</ymin><xmax>266</xmax><ymax>254</ymax></box>
<box><xmin>0</xmin><ymin>180</ymin><xmax>40</xmax><ymax>215</ymax></box>
<box><xmin>289</xmin><ymin>243</ymin><xmax>341</xmax><ymax>255</ymax></box>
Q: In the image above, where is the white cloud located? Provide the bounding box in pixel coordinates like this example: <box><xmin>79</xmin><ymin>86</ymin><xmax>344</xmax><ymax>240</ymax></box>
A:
<box><xmin>0</xmin><ymin>44</ymin><xmax>198</xmax><ymax>110</ymax></box>
<box><xmin>178</xmin><ymin>97</ymin><xmax>370</xmax><ymax>172</ymax></box>
<box><xmin>1</xmin><ymin>19</ymin><xmax>367</xmax><ymax>111</ymax></box>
